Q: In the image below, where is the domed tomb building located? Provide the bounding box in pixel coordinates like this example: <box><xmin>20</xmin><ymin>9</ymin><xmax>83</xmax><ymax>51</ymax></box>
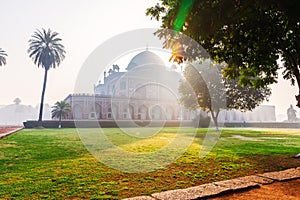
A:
<box><xmin>64</xmin><ymin>50</ymin><xmax>194</xmax><ymax>121</ymax></box>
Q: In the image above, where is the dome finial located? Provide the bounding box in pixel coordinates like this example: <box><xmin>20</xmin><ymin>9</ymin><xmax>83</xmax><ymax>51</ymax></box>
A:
<box><xmin>146</xmin><ymin>43</ymin><xmax>148</xmax><ymax>51</ymax></box>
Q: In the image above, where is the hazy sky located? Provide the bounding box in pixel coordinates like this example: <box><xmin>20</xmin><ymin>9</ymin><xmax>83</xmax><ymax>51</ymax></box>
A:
<box><xmin>0</xmin><ymin>0</ymin><xmax>298</xmax><ymax>117</ymax></box>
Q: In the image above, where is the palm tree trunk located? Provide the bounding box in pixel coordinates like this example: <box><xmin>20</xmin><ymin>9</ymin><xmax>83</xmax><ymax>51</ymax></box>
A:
<box><xmin>59</xmin><ymin>115</ymin><xmax>62</xmax><ymax>128</ymax></box>
<box><xmin>38</xmin><ymin>69</ymin><xmax>48</xmax><ymax>127</ymax></box>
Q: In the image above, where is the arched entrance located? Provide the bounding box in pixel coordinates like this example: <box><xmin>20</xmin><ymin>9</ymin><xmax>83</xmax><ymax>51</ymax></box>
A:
<box><xmin>166</xmin><ymin>107</ymin><xmax>173</xmax><ymax>120</ymax></box>
<box><xmin>73</xmin><ymin>104</ymin><xmax>83</xmax><ymax>119</ymax></box>
<box><xmin>112</xmin><ymin>104</ymin><xmax>118</xmax><ymax>119</ymax></box>
<box><xmin>151</xmin><ymin>105</ymin><xmax>162</xmax><ymax>120</ymax></box>
<box><xmin>138</xmin><ymin>105</ymin><xmax>148</xmax><ymax>120</ymax></box>
<box><xmin>129</xmin><ymin>105</ymin><xmax>134</xmax><ymax>120</ymax></box>
<box><xmin>95</xmin><ymin>103</ymin><xmax>102</xmax><ymax>119</ymax></box>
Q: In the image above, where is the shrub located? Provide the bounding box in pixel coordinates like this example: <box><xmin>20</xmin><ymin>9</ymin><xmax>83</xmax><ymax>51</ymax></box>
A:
<box><xmin>192</xmin><ymin>114</ymin><xmax>211</xmax><ymax>128</ymax></box>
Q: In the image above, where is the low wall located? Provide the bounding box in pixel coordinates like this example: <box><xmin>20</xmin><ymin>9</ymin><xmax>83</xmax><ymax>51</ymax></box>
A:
<box><xmin>23</xmin><ymin>120</ymin><xmax>300</xmax><ymax>129</ymax></box>
<box><xmin>224</xmin><ymin>122</ymin><xmax>300</xmax><ymax>128</ymax></box>
<box><xmin>23</xmin><ymin>120</ymin><xmax>193</xmax><ymax>128</ymax></box>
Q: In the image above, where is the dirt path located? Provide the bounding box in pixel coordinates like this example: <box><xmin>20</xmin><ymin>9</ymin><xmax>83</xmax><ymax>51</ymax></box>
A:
<box><xmin>211</xmin><ymin>178</ymin><xmax>300</xmax><ymax>200</ymax></box>
<box><xmin>0</xmin><ymin>126</ymin><xmax>23</xmax><ymax>139</ymax></box>
<box><xmin>0</xmin><ymin>126</ymin><xmax>22</xmax><ymax>134</ymax></box>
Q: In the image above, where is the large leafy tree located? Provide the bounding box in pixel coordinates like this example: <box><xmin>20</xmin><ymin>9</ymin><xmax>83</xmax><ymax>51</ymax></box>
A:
<box><xmin>28</xmin><ymin>28</ymin><xmax>65</xmax><ymax>126</ymax></box>
<box><xmin>179</xmin><ymin>64</ymin><xmax>271</xmax><ymax>127</ymax></box>
<box><xmin>0</xmin><ymin>48</ymin><xmax>7</xmax><ymax>67</ymax></box>
<box><xmin>51</xmin><ymin>101</ymin><xmax>71</xmax><ymax>128</ymax></box>
<box><xmin>147</xmin><ymin>0</ymin><xmax>300</xmax><ymax>106</ymax></box>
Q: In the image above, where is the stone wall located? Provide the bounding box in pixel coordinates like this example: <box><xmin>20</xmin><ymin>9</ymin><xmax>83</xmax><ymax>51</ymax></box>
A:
<box><xmin>23</xmin><ymin>120</ymin><xmax>193</xmax><ymax>128</ymax></box>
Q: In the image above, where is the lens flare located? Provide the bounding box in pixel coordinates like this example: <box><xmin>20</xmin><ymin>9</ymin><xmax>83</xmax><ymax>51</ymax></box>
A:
<box><xmin>173</xmin><ymin>0</ymin><xmax>195</xmax><ymax>31</ymax></box>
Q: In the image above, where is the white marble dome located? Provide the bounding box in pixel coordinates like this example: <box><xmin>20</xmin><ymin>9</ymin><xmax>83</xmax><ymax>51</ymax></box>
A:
<box><xmin>126</xmin><ymin>50</ymin><xmax>165</xmax><ymax>70</ymax></box>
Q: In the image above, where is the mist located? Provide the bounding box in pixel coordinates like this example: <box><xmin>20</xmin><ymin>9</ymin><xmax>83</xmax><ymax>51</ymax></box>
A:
<box><xmin>0</xmin><ymin>98</ymin><xmax>51</xmax><ymax>125</ymax></box>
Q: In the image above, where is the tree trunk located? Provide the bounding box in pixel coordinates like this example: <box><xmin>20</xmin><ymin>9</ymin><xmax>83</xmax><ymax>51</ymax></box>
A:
<box><xmin>292</xmin><ymin>68</ymin><xmax>300</xmax><ymax>108</ymax></box>
<box><xmin>37</xmin><ymin>69</ymin><xmax>48</xmax><ymax>127</ymax></box>
<box><xmin>296</xmin><ymin>90</ymin><xmax>300</xmax><ymax>108</ymax></box>
<box><xmin>287</xmin><ymin>54</ymin><xmax>300</xmax><ymax>108</ymax></box>
<box><xmin>210</xmin><ymin>109</ymin><xmax>220</xmax><ymax>130</ymax></box>
<box><xmin>59</xmin><ymin>115</ymin><xmax>62</xmax><ymax>128</ymax></box>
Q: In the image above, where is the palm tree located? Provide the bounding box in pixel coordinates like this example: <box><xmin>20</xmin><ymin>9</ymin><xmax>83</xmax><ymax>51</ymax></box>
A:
<box><xmin>28</xmin><ymin>28</ymin><xmax>65</xmax><ymax>127</ymax></box>
<box><xmin>51</xmin><ymin>101</ymin><xmax>71</xmax><ymax>128</ymax></box>
<box><xmin>0</xmin><ymin>48</ymin><xmax>7</xmax><ymax>67</ymax></box>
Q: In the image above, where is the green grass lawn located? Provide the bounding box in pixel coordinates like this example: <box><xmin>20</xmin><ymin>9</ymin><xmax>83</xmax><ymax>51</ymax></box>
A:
<box><xmin>0</xmin><ymin>128</ymin><xmax>299</xmax><ymax>199</ymax></box>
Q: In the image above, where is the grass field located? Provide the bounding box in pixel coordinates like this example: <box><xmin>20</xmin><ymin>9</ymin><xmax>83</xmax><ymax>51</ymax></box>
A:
<box><xmin>0</xmin><ymin>128</ymin><xmax>299</xmax><ymax>199</ymax></box>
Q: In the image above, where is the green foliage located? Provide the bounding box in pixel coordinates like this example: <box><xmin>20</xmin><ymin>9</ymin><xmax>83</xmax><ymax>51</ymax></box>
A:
<box><xmin>51</xmin><ymin>101</ymin><xmax>71</xmax><ymax>128</ymax></box>
<box><xmin>192</xmin><ymin>114</ymin><xmax>211</xmax><ymax>128</ymax></box>
<box><xmin>178</xmin><ymin>64</ymin><xmax>271</xmax><ymax>127</ymax></box>
<box><xmin>179</xmin><ymin>64</ymin><xmax>213</xmax><ymax>111</ymax></box>
<box><xmin>51</xmin><ymin>101</ymin><xmax>71</xmax><ymax>119</ymax></box>
<box><xmin>0</xmin><ymin>48</ymin><xmax>7</xmax><ymax>66</ymax></box>
<box><xmin>147</xmin><ymin>0</ymin><xmax>300</xmax><ymax>105</ymax></box>
<box><xmin>28</xmin><ymin>28</ymin><xmax>65</xmax><ymax>70</ymax></box>
<box><xmin>179</xmin><ymin>63</ymin><xmax>226</xmax><ymax>127</ymax></box>
<box><xmin>224</xmin><ymin>78</ymin><xmax>271</xmax><ymax>111</ymax></box>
